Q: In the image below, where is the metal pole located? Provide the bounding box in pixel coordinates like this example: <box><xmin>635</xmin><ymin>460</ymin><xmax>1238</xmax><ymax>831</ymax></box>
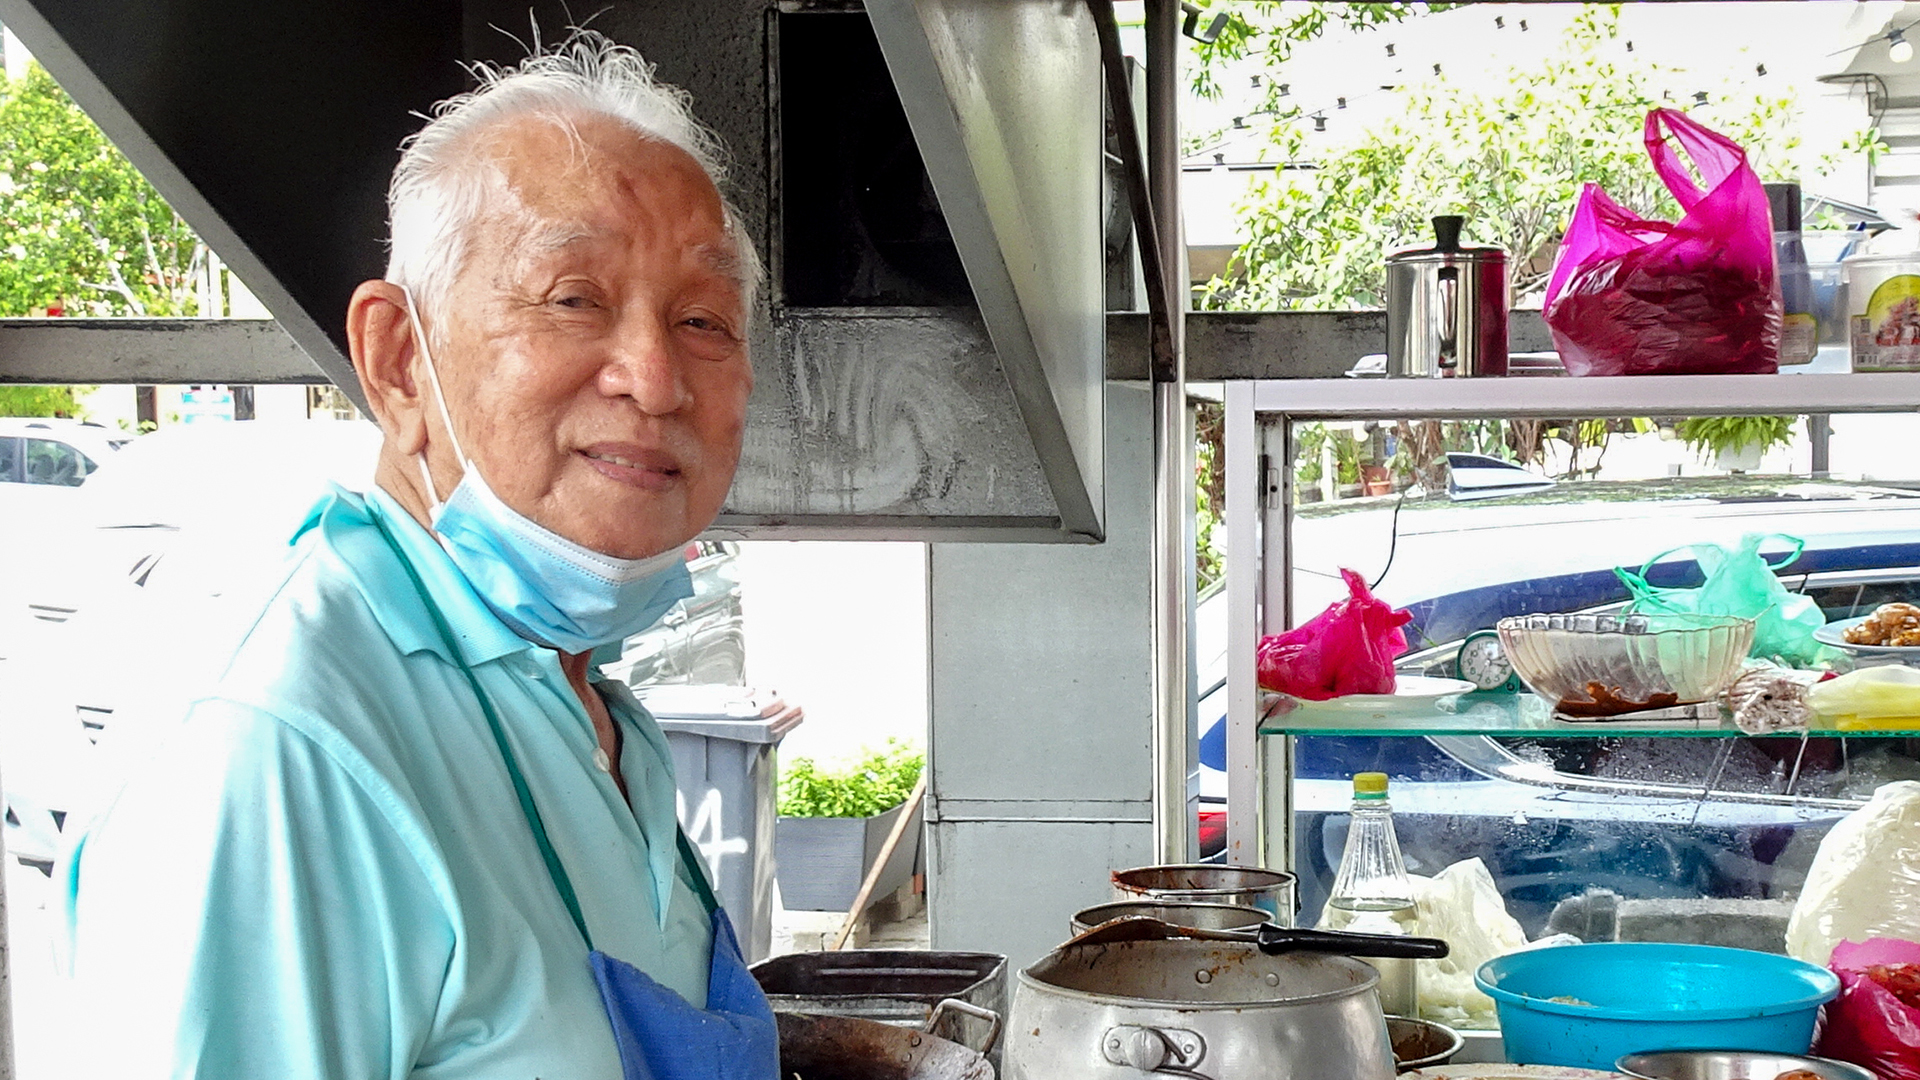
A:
<box><xmin>0</xmin><ymin>764</ymin><xmax>15</xmax><ymax>1080</ymax></box>
<box><xmin>1146</xmin><ymin>0</ymin><xmax>1191</xmax><ymax>864</ymax></box>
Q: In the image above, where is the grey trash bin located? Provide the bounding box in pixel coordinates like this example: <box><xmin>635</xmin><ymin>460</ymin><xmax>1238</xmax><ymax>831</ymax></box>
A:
<box><xmin>640</xmin><ymin>686</ymin><xmax>804</xmax><ymax>964</ymax></box>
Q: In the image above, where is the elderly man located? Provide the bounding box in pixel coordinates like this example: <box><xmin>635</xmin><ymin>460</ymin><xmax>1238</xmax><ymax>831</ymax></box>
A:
<box><xmin>65</xmin><ymin>35</ymin><xmax>777</xmax><ymax>1079</ymax></box>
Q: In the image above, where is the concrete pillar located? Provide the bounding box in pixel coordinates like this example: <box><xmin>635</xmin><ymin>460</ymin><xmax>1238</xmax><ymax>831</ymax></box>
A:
<box><xmin>927</xmin><ymin>382</ymin><xmax>1154</xmax><ymax>970</ymax></box>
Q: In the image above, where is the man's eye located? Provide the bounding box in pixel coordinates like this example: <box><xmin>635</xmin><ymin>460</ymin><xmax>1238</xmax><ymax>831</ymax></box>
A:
<box><xmin>556</xmin><ymin>295</ymin><xmax>595</xmax><ymax>309</ymax></box>
<box><xmin>684</xmin><ymin>316</ymin><xmax>730</xmax><ymax>334</ymax></box>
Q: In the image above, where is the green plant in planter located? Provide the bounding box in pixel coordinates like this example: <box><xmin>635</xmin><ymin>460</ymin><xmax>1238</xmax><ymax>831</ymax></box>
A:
<box><xmin>1676</xmin><ymin>415</ymin><xmax>1796</xmax><ymax>460</ymax></box>
<box><xmin>1295</xmin><ymin>422</ymin><xmax>1328</xmax><ymax>489</ymax></box>
<box><xmin>778</xmin><ymin>739</ymin><xmax>924</xmax><ymax>818</ymax></box>
<box><xmin>1330</xmin><ymin>429</ymin><xmax>1364</xmax><ymax>486</ymax></box>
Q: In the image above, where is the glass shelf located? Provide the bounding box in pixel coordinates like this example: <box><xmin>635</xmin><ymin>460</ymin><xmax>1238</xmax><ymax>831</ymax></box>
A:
<box><xmin>1257</xmin><ymin>690</ymin><xmax>1920</xmax><ymax>738</ymax></box>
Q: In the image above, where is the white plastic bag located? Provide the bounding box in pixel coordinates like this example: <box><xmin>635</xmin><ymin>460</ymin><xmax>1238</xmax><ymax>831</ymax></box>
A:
<box><xmin>1411</xmin><ymin>858</ymin><xmax>1528</xmax><ymax>1026</ymax></box>
<box><xmin>1786</xmin><ymin>780</ymin><xmax>1920</xmax><ymax>966</ymax></box>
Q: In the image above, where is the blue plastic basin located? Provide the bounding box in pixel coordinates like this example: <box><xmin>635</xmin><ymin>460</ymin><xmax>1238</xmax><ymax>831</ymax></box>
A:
<box><xmin>1474</xmin><ymin>943</ymin><xmax>1840</xmax><ymax>1069</ymax></box>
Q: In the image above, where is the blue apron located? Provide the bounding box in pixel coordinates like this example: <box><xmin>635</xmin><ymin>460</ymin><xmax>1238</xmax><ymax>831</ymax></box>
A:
<box><xmin>374</xmin><ymin>514</ymin><xmax>780</xmax><ymax>1079</ymax></box>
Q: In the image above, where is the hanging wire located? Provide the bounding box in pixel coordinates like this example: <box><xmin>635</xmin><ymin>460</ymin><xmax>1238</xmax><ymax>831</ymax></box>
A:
<box><xmin>1826</xmin><ymin>16</ymin><xmax>1920</xmax><ymax>58</ymax></box>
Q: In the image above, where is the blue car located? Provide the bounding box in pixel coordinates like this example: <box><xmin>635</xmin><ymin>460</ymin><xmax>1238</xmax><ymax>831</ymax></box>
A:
<box><xmin>1198</xmin><ymin>475</ymin><xmax>1920</xmax><ymax>945</ymax></box>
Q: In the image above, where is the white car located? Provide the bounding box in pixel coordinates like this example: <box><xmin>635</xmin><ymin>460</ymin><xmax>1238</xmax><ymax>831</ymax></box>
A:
<box><xmin>0</xmin><ymin>420</ymin><xmax>382</xmax><ymax>867</ymax></box>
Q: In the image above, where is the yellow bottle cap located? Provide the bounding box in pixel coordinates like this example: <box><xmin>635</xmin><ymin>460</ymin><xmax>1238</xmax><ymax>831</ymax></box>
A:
<box><xmin>1353</xmin><ymin>772</ymin><xmax>1389</xmax><ymax>796</ymax></box>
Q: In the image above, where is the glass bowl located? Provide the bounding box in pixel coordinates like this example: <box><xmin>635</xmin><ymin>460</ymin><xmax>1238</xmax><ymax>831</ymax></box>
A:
<box><xmin>1495</xmin><ymin>612</ymin><xmax>1756</xmax><ymax>716</ymax></box>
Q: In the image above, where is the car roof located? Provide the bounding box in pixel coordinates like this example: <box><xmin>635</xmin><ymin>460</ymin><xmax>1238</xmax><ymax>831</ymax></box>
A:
<box><xmin>0</xmin><ymin>417</ymin><xmax>129</xmax><ymax>455</ymax></box>
<box><xmin>77</xmin><ymin>419</ymin><xmax>381</xmax><ymax>532</ymax></box>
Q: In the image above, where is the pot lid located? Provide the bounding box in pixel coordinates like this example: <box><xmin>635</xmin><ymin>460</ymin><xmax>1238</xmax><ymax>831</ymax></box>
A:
<box><xmin>1388</xmin><ymin>215</ymin><xmax>1506</xmax><ymax>261</ymax></box>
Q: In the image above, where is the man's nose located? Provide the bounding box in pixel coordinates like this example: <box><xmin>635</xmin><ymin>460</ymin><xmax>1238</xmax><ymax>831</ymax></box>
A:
<box><xmin>599</xmin><ymin>315</ymin><xmax>691</xmax><ymax>414</ymax></box>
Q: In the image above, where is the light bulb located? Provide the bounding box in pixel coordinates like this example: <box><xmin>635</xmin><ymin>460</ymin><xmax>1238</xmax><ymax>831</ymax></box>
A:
<box><xmin>1893</xmin><ymin>32</ymin><xmax>1914</xmax><ymax>63</ymax></box>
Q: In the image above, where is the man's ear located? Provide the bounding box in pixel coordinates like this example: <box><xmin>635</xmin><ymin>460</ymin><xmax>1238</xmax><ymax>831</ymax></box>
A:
<box><xmin>346</xmin><ymin>281</ymin><xmax>427</xmax><ymax>455</ymax></box>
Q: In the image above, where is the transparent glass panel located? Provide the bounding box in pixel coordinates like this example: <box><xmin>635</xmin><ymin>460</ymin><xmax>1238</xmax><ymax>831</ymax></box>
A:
<box><xmin>1268</xmin><ymin>411</ymin><xmax>1920</xmax><ymax>1009</ymax></box>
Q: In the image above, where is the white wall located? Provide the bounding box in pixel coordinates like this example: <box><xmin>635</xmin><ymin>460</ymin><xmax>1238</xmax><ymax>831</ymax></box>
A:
<box><xmin>736</xmin><ymin>541</ymin><xmax>928</xmax><ymax>766</ymax></box>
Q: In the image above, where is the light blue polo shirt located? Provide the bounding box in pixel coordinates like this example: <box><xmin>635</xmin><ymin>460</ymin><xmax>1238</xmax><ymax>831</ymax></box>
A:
<box><xmin>62</xmin><ymin>485</ymin><xmax>713</xmax><ymax>1080</ymax></box>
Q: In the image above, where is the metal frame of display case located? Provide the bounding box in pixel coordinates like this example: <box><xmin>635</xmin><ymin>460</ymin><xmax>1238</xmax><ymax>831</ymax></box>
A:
<box><xmin>1221</xmin><ymin>373</ymin><xmax>1920</xmax><ymax>871</ymax></box>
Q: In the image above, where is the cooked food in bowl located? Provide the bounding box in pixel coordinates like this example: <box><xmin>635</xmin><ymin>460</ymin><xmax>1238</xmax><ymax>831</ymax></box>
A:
<box><xmin>1845</xmin><ymin>603</ymin><xmax>1920</xmax><ymax>647</ymax></box>
<box><xmin>1496</xmin><ymin>613</ymin><xmax>1756</xmax><ymax>718</ymax></box>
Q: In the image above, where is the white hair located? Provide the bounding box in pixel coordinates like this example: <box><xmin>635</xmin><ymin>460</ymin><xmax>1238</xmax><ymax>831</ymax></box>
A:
<box><xmin>384</xmin><ymin>31</ymin><xmax>763</xmax><ymax>331</ymax></box>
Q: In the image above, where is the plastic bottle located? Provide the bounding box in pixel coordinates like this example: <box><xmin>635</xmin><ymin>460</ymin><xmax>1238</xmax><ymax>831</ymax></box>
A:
<box><xmin>1319</xmin><ymin>772</ymin><xmax>1419</xmax><ymax>1017</ymax></box>
<box><xmin>1766</xmin><ymin>181</ymin><xmax>1816</xmax><ymax>366</ymax></box>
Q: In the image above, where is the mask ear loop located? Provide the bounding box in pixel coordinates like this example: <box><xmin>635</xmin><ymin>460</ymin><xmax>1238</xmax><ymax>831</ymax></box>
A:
<box><xmin>400</xmin><ymin>284</ymin><xmax>470</xmax><ymax>519</ymax></box>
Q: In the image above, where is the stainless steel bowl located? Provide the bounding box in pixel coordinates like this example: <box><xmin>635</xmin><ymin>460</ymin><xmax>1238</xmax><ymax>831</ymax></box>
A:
<box><xmin>1111</xmin><ymin>863</ymin><xmax>1297</xmax><ymax>926</ymax></box>
<box><xmin>1386</xmin><ymin>1016</ymin><xmax>1463</xmax><ymax>1071</ymax></box>
<box><xmin>1618</xmin><ymin>1050</ymin><xmax>1877</xmax><ymax>1080</ymax></box>
<box><xmin>1071</xmin><ymin>900</ymin><xmax>1269</xmax><ymax>936</ymax></box>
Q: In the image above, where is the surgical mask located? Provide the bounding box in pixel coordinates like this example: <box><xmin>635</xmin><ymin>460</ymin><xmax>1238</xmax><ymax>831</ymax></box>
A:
<box><xmin>401</xmin><ymin>287</ymin><xmax>693</xmax><ymax>655</ymax></box>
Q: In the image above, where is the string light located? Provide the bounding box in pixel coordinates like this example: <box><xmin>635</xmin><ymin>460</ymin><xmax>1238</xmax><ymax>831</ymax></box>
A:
<box><xmin>1693</xmin><ymin>91</ymin><xmax>1709</xmax><ymax>106</ymax></box>
<box><xmin>1756</xmin><ymin>63</ymin><xmax>1768</xmax><ymax>76</ymax></box>
<box><xmin>1337</xmin><ymin>96</ymin><xmax>1347</xmax><ymax>109</ymax></box>
<box><xmin>1385</xmin><ymin>43</ymin><xmax>1396</xmax><ymax>57</ymax></box>
<box><xmin>1312</xmin><ymin>114</ymin><xmax>1327</xmax><ymax>132</ymax></box>
<box><xmin>1892</xmin><ymin>29</ymin><xmax>1915</xmax><ymax>64</ymax></box>
<box><xmin>1494</xmin><ymin>15</ymin><xmax>1504</xmax><ymax>29</ymax></box>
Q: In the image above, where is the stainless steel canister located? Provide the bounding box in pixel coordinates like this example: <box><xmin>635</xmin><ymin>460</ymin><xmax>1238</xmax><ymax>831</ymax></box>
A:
<box><xmin>1386</xmin><ymin>215</ymin><xmax>1509</xmax><ymax>377</ymax></box>
<box><xmin>1110</xmin><ymin>863</ymin><xmax>1297</xmax><ymax>927</ymax></box>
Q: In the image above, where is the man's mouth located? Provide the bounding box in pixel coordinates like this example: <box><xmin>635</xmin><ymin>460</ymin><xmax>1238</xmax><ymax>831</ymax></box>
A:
<box><xmin>580</xmin><ymin>445</ymin><xmax>683</xmax><ymax>490</ymax></box>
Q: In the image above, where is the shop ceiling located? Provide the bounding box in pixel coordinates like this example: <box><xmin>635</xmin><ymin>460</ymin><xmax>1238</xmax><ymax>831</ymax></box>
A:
<box><xmin>0</xmin><ymin>0</ymin><xmax>1555</xmax><ymax>536</ymax></box>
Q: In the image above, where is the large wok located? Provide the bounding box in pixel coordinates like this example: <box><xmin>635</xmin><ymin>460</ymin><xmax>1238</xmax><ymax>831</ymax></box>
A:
<box><xmin>777</xmin><ymin>1000</ymin><xmax>1000</xmax><ymax>1080</ymax></box>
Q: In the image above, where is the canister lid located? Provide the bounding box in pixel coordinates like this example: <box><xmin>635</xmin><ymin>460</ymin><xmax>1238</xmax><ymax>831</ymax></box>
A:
<box><xmin>1387</xmin><ymin>215</ymin><xmax>1505</xmax><ymax>262</ymax></box>
<box><xmin>1353</xmin><ymin>772</ymin><xmax>1389</xmax><ymax>797</ymax></box>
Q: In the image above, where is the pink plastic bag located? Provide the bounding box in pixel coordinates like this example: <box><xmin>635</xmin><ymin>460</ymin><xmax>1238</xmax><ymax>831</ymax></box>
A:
<box><xmin>1256</xmin><ymin>569</ymin><xmax>1411</xmax><ymax>700</ymax></box>
<box><xmin>1544</xmin><ymin>109</ymin><xmax>1781</xmax><ymax>376</ymax></box>
<box><xmin>1818</xmin><ymin>938</ymin><xmax>1920</xmax><ymax>1080</ymax></box>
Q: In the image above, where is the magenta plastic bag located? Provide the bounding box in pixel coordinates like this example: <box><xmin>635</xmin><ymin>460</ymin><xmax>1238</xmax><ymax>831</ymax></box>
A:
<box><xmin>1818</xmin><ymin>938</ymin><xmax>1920</xmax><ymax>1080</ymax></box>
<box><xmin>1544</xmin><ymin>109</ymin><xmax>1781</xmax><ymax>376</ymax></box>
<box><xmin>1256</xmin><ymin>568</ymin><xmax>1411</xmax><ymax>700</ymax></box>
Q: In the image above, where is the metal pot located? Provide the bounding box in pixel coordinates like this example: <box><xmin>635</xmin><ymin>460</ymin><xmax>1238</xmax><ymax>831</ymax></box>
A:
<box><xmin>1111</xmin><ymin>863</ymin><xmax>1297</xmax><ymax>926</ymax></box>
<box><xmin>1386</xmin><ymin>215</ymin><xmax>1508</xmax><ymax>378</ymax></box>
<box><xmin>1072</xmin><ymin>901</ymin><xmax>1269</xmax><ymax>937</ymax></box>
<box><xmin>778</xmin><ymin>999</ymin><xmax>1001</xmax><ymax>1080</ymax></box>
<box><xmin>1386</xmin><ymin>1016</ymin><xmax>1463</xmax><ymax>1072</ymax></box>
<box><xmin>1005</xmin><ymin>937</ymin><xmax>1398</xmax><ymax>1080</ymax></box>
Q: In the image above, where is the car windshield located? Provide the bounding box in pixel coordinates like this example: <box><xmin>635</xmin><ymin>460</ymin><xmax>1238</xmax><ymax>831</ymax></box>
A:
<box><xmin>1278</xmin><ymin>410</ymin><xmax>1920</xmax><ymax>1011</ymax></box>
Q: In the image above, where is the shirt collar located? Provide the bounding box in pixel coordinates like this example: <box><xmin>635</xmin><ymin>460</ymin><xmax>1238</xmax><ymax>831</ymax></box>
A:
<box><xmin>296</xmin><ymin>484</ymin><xmax>532</xmax><ymax>668</ymax></box>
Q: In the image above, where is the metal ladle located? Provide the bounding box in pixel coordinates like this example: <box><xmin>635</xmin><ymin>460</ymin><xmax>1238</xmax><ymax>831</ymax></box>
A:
<box><xmin>1067</xmin><ymin>915</ymin><xmax>1451</xmax><ymax>960</ymax></box>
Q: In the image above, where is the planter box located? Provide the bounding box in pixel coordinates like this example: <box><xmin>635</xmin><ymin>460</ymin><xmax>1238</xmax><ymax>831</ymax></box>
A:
<box><xmin>775</xmin><ymin>799</ymin><xmax>924</xmax><ymax>912</ymax></box>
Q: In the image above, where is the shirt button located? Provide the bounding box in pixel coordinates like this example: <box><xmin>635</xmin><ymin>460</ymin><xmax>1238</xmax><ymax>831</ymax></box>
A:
<box><xmin>593</xmin><ymin>748</ymin><xmax>612</xmax><ymax>773</ymax></box>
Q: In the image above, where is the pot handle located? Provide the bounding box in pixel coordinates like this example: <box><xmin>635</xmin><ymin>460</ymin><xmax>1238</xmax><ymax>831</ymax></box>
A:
<box><xmin>1102</xmin><ymin>1025</ymin><xmax>1219</xmax><ymax>1080</ymax></box>
<box><xmin>1254</xmin><ymin>925</ymin><xmax>1450</xmax><ymax>959</ymax></box>
<box><xmin>924</xmin><ymin>998</ymin><xmax>1001</xmax><ymax>1056</ymax></box>
<box><xmin>1436</xmin><ymin>265</ymin><xmax>1460</xmax><ymax>371</ymax></box>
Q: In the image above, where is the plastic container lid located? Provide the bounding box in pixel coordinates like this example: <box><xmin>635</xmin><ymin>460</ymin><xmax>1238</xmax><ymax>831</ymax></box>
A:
<box><xmin>1353</xmin><ymin>772</ymin><xmax>1389</xmax><ymax>797</ymax></box>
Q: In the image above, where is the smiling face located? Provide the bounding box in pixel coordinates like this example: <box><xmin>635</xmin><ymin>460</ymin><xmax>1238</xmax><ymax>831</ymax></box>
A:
<box><xmin>419</xmin><ymin>112</ymin><xmax>752</xmax><ymax>560</ymax></box>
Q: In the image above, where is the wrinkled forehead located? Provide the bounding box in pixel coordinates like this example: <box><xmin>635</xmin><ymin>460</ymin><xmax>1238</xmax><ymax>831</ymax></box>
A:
<box><xmin>462</xmin><ymin>112</ymin><xmax>741</xmax><ymax>283</ymax></box>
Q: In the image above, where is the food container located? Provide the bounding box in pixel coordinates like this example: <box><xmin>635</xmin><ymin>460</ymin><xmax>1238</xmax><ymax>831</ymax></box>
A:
<box><xmin>1388</xmin><ymin>1016</ymin><xmax>1465</xmax><ymax>1071</ymax></box>
<box><xmin>1005</xmin><ymin>936</ymin><xmax>1398</xmax><ymax>1080</ymax></box>
<box><xmin>1111</xmin><ymin>863</ymin><xmax>1297</xmax><ymax>926</ymax></box>
<box><xmin>1845</xmin><ymin>252</ymin><xmax>1920</xmax><ymax>372</ymax></box>
<box><xmin>1474</xmin><ymin>943</ymin><xmax>1840</xmax><ymax>1069</ymax></box>
<box><xmin>751</xmin><ymin>950</ymin><xmax>1007</xmax><ymax>1068</ymax></box>
<box><xmin>1617</xmin><ymin>1050</ymin><xmax>1875</xmax><ymax>1080</ymax></box>
<box><xmin>1496</xmin><ymin>612</ymin><xmax>1755</xmax><ymax>718</ymax></box>
<box><xmin>1071</xmin><ymin>900</ymin><xmax>1269</xmax><ymax>936</ymax></box>
<box><xmin>777</xmin><ymin>1003</ymin><xmax>999</xmax><ymax>1080</ymax></box>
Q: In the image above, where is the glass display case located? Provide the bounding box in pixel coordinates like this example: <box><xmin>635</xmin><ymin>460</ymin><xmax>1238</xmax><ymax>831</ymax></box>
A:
<box><xmin>1219</xmin><ymin>372</ymin><xmax>1920</xmax><ymax>985</ymax></box>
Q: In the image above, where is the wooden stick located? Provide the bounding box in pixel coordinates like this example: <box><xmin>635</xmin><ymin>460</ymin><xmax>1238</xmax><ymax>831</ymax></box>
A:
<box><xmin>830</xmin><ymin>772</ymin><xmax>928</xmax><ymax>951</ymax></box>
